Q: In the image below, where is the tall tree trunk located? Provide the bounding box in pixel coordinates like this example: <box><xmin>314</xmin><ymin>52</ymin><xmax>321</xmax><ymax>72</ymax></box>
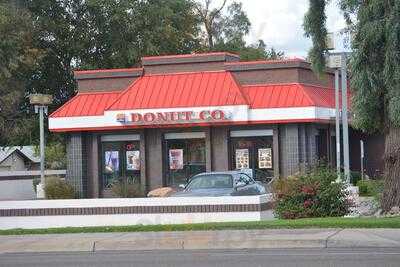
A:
<box><xmin>382</xmin><ymin>126</ymin><xmax>400</xmax><ymax>212</ymax></box>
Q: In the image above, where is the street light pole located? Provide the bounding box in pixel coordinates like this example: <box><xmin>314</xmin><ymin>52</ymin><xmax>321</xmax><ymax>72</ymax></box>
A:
<box><xmin>341</xmin><ymin>53</ymin><xmax>350</xmax><ymax>183</ymax></box>
<box><xmin>38</xmin><ymin>105</ymin><xmax>46</xmax><ymax>186</ymax></box>
<box><xmin>29</xmin><ymin>94</ymin><xmax>53</xmax><ymax>198</ymax></box>
<box><xmin>334</xmin><ymin>69</ymin><xmax>341</xmax><ymax>179</ymax></box>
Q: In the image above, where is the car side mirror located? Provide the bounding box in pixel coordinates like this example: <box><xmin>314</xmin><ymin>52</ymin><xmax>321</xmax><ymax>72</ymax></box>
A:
<box><xmin>235</xmin><ymin>181</ymin><xmax>246</xmax><ymax>189</ymax></box>
<box><xmin>178</xmin><ymin>184</ymin><xmax>186</xmax><ymax>189</ymax></box>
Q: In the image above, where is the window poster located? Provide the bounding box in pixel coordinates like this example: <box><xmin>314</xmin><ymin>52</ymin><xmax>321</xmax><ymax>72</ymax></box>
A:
<box><xmin>169</xmin><ymin>149</ymin><xmax>184</xmax><ymax>170</ymax></box>
<box><xmin>235</xmin><ymin>148</ymin><xmax>249</xmax><ymax>169</ymax></box>
<box><xmin>126</xmin><ymin>150</ymin><xmax>140</xmax><ymax>170</ymax></box>
<box><xmin>258</xmin><ymin>148</ymin><xmax>272</xmax><ymax>169</ymax></box>
<box><xmin>104</xmin><ymin>151</ymin><xmax>119</xmax><ymax>173</ymax></box>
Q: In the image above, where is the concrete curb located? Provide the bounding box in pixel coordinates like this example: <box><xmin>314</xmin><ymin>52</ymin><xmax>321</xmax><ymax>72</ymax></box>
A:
<box><xmin>0</xmin><ymin>229</ymin><xmax>400</xmax><ymax>254</ymax></box>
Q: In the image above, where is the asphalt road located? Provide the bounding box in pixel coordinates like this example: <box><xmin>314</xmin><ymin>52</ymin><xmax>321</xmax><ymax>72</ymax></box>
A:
<box><xmin>1</xmin><ymin>248</ymin><xmax>400</xmax><ymax>267</ymax></box>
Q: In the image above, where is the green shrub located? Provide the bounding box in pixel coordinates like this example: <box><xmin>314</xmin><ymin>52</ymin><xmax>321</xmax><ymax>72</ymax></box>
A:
<box><xmin>357</xmin><ymin>179</ymin><xmax>384</xmax><ymax>197</ymax></box>
<box><xmin>350</xmin><ymin>171</ymin><xmax>362</xmax><ymax>186</ymax></box>
<box><xmin>44</xmin><ymin>177</ymin><xmax>75</xmax><ymax>199</ymax></box>
<box><xmin>111</xmin><ymin>177</ymin><xmax>144</xmax><ymax>198</ymax></box>
<box><xmin>272</xmin><ymin>167</ymin><xmax>353</xmax><ymax>219</ymax></box>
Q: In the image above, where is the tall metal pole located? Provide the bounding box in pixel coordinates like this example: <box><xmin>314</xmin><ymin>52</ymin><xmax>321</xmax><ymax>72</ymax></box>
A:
<box><xmin>335</xmin><ymin>69</ymin><xmax>341</xmax><ymax>179</ymax></box>
<box><xmin>341</xmin><ymin>53</ymin><xmax>350</xmax><ymax>183</ymax></box>
<box><xmin>39</xmin><ymin>106</ymin><xmax>45</xmax><ymax>185</ymax></box>
<box><xmin>360</xmin><ymin>140</ymin><xmax>364</xmax><ymax>181</ymax></box>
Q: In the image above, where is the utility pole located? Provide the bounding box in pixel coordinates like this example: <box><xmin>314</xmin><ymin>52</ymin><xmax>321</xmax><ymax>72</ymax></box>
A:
<box><xmin>29</xmin><ymin>94</ymin><xmax>53</xmax><ymax>198</ymax></box>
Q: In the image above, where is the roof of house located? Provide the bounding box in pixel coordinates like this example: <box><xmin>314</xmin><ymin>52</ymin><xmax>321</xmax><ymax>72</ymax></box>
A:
<box><xmin>0</xmin><ymin>146</ymin><xmax>40</xmax><ymax>165</ymax></box>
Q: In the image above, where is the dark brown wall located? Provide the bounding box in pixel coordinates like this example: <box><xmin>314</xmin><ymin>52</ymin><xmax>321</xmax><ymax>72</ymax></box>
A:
<box><xmin>144</xmin><ymin>61</ymin><xmax>227</xmax><ymax>75</ymax></box>
<box><xmin>298</xmin><ymin>68</ymin><xmax>335</xmax><ymax>87</ymax></box>
<box><xmin>349</xmin><ymin>128</ymin><xmax>384</xmax><ymax>177</ymax></box>
<box><xmin>77</xmin><ymin>76</ymin><xmax>139</xmax><ymax>92</ymax></box>
<box><xmin>231</xmin><ymin>66</ymin><xmax>335</xmax><ymax>87</ymax></box>
<box><xmin>231</xmin><ymin>68</ymin><xmax>299</xmax><ymax>85</ymax></box>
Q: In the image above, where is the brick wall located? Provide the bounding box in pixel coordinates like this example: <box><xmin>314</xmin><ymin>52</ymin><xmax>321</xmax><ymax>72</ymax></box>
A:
<box><xmin>66</xmin><ymin>133</ymin><xmax>88</xmax><ymax>198</ymax></box>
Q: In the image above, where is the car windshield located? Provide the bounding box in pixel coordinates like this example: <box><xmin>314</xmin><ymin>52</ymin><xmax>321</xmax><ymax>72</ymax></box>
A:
<box><xmin>186</xmin><ymin>174</ymin><xmax>233</xmax><ymax>190</ymax></box>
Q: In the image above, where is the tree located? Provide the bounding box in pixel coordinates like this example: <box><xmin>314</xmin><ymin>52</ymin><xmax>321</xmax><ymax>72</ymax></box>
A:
<box><xmin>0</xmin><ymin>2</ymin><xmax>42</xmax><ymax>145</ymax></box>
<box><xmin>195</xmin><ymin>0</ymin><xmax>283</xmax><ymax>60</ymax></box>
<box><xmin>25</xmin><ymin>0</ymin><xmax>201</xmax><ymax>107</ymax></box>
<box><xmin>0</xmin><ymin>0</ymin><xmax>202</xmax><ymax>145</ymax></box>
<box><xmin>304</xmin><ymin>0</ymin><xmax>400</xmax><ymax>211</ymax></box>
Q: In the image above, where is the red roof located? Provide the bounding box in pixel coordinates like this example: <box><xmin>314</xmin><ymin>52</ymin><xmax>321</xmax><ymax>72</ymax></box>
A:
<box><xmin>243</xmin><ymin>83</ymin><xmax>340</xmax><ymax>109</ymax></box>
<box><xmin>107</xmin><ymin>71</ymin><xmax>248</xmax><ymax>110</ymax></box>
<box><xmin>50</xmin><ymin>92</ymin><xmax>120</xmax><ymax>117</ymax></box>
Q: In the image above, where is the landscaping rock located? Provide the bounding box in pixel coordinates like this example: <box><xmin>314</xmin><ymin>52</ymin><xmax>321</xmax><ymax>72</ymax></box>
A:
<box><xmin>384</xmin><ymin>206</ymin><xmax>400</xmax><ymax>217</ymax></box>
<box><xmin>357</xmin><ymin>197</ymin><xmax>379</xmax><ymax>216</ymax></box>
<box><xmin>147</xmin><ymin>187</ymin><xmax>176</xmax><ymax>197</ymax></box>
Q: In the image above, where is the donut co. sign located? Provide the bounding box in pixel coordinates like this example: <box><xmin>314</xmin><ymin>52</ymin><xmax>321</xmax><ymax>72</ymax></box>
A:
<box><xmin>116</xmin><ymin>109</ymin><xmax>230</xmax><ymax>125</ymax></box>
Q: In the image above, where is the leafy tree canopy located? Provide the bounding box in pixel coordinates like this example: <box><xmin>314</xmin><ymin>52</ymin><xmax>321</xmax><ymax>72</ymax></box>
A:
<box><xmin>0</xmin><ymin>2</ymin><xmax>42</xmax><ymax>145</ymax></box>
<box><xmin>195</xmin><ymin>0</ymin><xmax>283</xmax><ymax>60</ymax></box>
<box><xmin>304</xmin><ymin>0</ymin><xmax>400</xmax><ymax>211</ymax></box>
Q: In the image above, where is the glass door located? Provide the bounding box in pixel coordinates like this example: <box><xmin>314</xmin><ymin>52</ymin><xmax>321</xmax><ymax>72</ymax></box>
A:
<box><xmin>165</xmin><ymin>138</ymin><xmax>206</xmax><ymax>186</ymax></box>
<box><xmin>101</xmin><ymin>141</ymin><xmax>141</xmax><ymax>190</ymax></box>
<box><xmin>231</xmin><ymin>136</ymin><xmax>274</xmax><ymax>183</ymax></box>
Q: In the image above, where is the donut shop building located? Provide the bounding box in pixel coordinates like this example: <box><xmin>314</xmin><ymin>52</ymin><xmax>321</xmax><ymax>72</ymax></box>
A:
<box><xmin>48</xmin><ymin>52</ymin><xmax>354</xmax><ymax>198</ymax></box>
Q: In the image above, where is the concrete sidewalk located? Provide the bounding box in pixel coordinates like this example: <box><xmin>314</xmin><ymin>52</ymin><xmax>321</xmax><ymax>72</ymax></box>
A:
<box><xmin>1</xmin><ymin>229</ymin><xmax>400</xmax><ymax>254</ymax></box>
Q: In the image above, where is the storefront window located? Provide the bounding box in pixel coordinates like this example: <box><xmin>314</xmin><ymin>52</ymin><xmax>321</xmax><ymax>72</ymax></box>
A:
<box><xmin>165</xmin><ymin>138</ymin><xmax>206</xmax><ymax>186</ymax></box>
<box><xmin>101</xmin><ymin>141</ymin><xmax>141</xmax><ymax>189</ymax></box>
<box><xmin>231</xmin><ymin>136</ymin><xmax>274</xmax><ymax>183</ymax></box>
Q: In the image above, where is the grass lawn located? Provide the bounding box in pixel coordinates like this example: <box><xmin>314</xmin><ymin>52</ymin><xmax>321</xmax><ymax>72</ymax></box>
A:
<box><xmin>1</xmin><ymin>216</ymin><xmax>400</xmax><ymax>235</ymax></box>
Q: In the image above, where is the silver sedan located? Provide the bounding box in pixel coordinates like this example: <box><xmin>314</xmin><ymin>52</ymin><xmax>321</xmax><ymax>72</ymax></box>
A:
<box><xmin>171</xmin><ymin>171</ymin><xmax>266</xmax><ymax>197</ymax></box>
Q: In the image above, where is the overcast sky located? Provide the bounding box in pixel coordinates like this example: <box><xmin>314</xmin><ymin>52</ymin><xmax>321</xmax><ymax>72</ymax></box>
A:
<box><xmin>236</xmin><ymin>0</ymin><xmax>347</xmax><ymax>58</ymax></box>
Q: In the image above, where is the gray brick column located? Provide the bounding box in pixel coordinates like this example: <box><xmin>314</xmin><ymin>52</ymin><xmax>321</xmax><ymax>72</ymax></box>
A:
<box><xmin>66</xmin><ymin>133</ymin><xmax>88</xmax><ymax>198</ymax></box>
<box><xmin>279</xmin><ymin>124</ymin><xmax>299</xmax><ymax>177</ymax></box>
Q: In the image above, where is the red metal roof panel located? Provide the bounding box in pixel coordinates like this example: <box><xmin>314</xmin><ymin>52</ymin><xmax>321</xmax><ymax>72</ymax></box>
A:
<box><xmin>242</xmin><ymin>83</ymin><xmax>347</xmax><ymax>109</ymax></box>
<box><xmin>107</xmin><ymin>71</ymin><xmax>248</xmax><ymax>110</ymax></box>
<box><xmin>50</xmin><ymin>92</ymin><xmax>120</xmax><ymax>117</ymax></box>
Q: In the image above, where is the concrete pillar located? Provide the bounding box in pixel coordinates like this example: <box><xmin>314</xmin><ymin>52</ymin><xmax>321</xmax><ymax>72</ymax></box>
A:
<box><xmin>205</xmin><ymin>127</ymin><xmax>212</xmax><ymax>172</ymax></box>
<box><xmin>211</xmin><ymin>126</ymin><xmax>229</xmax><ymax>171</ymax></box>
<box><xmin>145</xmin><ymin>129</ymin><xmax>163</xmax><ymax>190</ymax></box>
<box><xmin>272</xmin><ymin>126</ymin><xmax>280</xmax><ymax>178</ymax></box>
<box><xmin>139</xmin><ymin>130</ymin><xmax>147</xmax><ymax>192</ymax></box>
<box><xmin>86</xmin><ymin>133</ymin><xmax>99</xmax><ymax>198</ymax></box>
<box><xmin>306</xmin><ymin>124</ymin><xmax>318</xmax><ymax>166</ymax></box>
